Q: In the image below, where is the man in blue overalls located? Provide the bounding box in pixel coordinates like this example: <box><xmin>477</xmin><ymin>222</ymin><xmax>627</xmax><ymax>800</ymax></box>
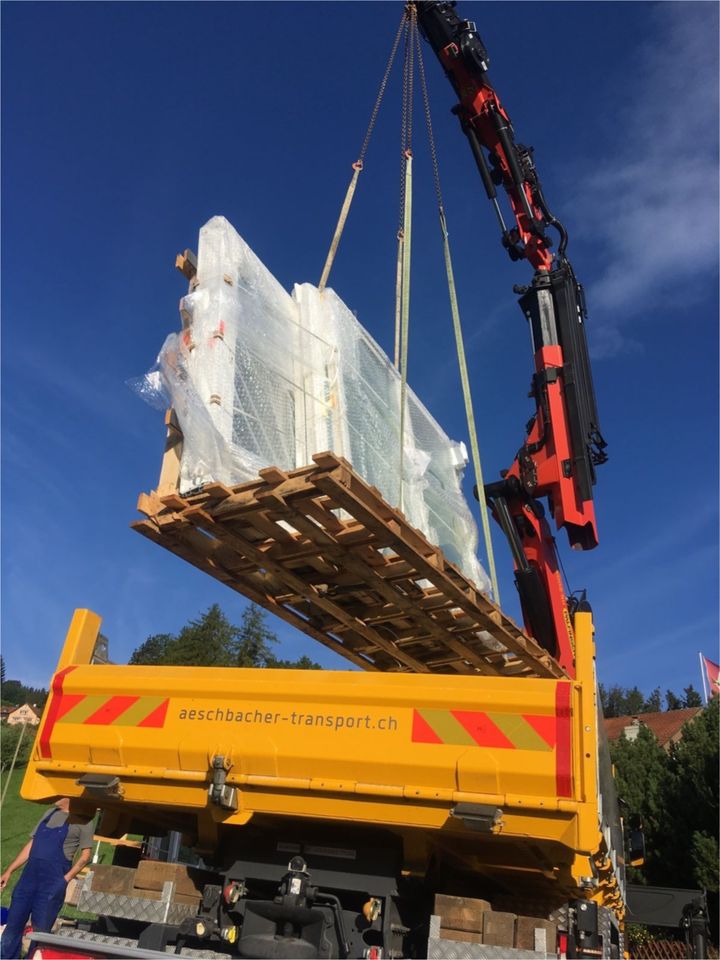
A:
<box><xmin>0</xmin><ymin>798</ymin><xmax>94</xmax><ymax>959</ymax></box>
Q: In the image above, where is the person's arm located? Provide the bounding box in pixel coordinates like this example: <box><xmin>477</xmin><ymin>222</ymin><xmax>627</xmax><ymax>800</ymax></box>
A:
<box><xmin>0</xmin><ymin>839</ymin><xmax>33</xmax><ymax>889</ymax></box>
<box><xmin>63</xmin><ymin>847</ymin><xmax>92</xmax><ymax>884</ymax></box>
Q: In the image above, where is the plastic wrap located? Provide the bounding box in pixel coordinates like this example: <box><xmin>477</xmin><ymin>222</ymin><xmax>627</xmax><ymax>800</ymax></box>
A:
<box><xmin>141</xmin><ymin>216</ymin><xmax>490</xmax><ymax>593</ymax></box>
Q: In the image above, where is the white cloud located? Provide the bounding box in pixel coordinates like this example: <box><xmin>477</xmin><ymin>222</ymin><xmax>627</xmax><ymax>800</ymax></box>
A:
<box><xmin>600</xmin><ymin>612</ymin><xmax>717</xmax><ymax>671</ymax></box>
<box><xmin>569</xmin><ymin>3</ymin><xmax>719</xmax><ymax>355</ymax></box>
<box><xmin>591</xmin><ymin>497</ymin><xmax>718</xmax><ymax>588</ymax></box>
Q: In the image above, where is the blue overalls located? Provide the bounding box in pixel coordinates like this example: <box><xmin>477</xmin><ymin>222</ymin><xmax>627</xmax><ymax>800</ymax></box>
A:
<box><xmin>0</xmin><ymin>810</ymin><xmax>71</xmax><ymax>959</ymax></box>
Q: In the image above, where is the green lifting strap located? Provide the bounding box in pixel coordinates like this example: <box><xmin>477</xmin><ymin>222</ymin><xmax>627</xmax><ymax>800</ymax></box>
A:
<box><xmin>398</xmin><ymin>152</ymin><xmax>413</xmax><ymax>511</ymax></box>
<box><xmin>438</xmin><ymin>207</ymin><xmax>501</xmax><ymax>605</ymax></box>
<box><xmin>413</xmin><ymin>21</ymin><xmax>501</xmax><ymax>604</ymax></box>
<box><xmin>393</xmin><ymin>230</ymin><xmax>404</xmax><ymax>370</ymax></box>
<box><xmin>397</xmin><ymin>10</ymin><xmax>415</xmax><ymax>511</ymax></box>
<box><xmin>318</xmin><ymin>162</ymin><xmax>363</xmax><ymax>293</ymax></box>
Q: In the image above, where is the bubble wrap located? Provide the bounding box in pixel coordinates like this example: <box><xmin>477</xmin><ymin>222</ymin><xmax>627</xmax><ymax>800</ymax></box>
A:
<box><xmin>142</xmin><ymin>216</ymin><xmax>490</xmax><ymax>594</ymax></box>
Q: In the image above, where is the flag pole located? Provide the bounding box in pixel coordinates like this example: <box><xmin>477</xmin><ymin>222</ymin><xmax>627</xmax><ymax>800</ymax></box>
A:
<box><xmin>699</xmin><ymin>652</ymin><xmax>708</xmax><ymax>705</ymax></box>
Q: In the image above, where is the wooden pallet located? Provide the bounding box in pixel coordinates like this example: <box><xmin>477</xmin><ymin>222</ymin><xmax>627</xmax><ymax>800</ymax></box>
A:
<box><xmin>133</xmin><ymin>452</ymin><xmax>565</xmax><ymax>679</ymax></box>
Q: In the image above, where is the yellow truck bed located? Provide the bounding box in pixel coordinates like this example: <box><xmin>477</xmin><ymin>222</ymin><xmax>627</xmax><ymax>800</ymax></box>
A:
<box><xmin>22</xmin><ymin>609</ymin><xmax>623</xmax><ymax>917</ymax></box>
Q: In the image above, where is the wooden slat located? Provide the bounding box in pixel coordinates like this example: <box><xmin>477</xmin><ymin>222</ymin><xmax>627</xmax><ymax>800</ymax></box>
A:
<box><xmin>253</xmin><ymin>490</ymin><xmax>500</xmax><ymax>676</ymax></box>
<box><xmin>133</xmin><ymin>454</ymin><xmax>567</xmax><ymax>680</ymax></box>
<box><xmin>311</xmin><ymin>459</ymin><xmax>560</xmax><ymax>678</ymax></box>
<box><xmin>182</xmin><ymin>510</ymin><xmax>431</xmax><ymax>674</ymax></box>
<box><xmin>133</xmin><ymin>520</ymin><xmax>380</xmax><ymax>671</ymax></box>
<box><xmin>157</xmin><ymin>410</ymin><xmax>183</xmax><ymax>497</ymax></box>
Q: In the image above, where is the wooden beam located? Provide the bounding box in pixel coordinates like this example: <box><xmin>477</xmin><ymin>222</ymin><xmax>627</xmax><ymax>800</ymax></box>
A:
<box><xmin>157</xmin><ymin>409</ymin><xmax>183</xmax><ymax>497</ymax></box>
<box><xmin>175</xmin><ymin>249</ymin><xmax>198</xmax><ymax>281</ymax></box>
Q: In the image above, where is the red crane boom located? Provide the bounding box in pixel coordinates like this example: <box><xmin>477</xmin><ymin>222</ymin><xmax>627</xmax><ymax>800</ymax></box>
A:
<box><xmin>414</xmin><ymin>0</ymin><xmax>608</xmax><ymax>675</ymax></box>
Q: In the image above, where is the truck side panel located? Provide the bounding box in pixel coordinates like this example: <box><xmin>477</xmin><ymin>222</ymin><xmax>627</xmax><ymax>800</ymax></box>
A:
<box><xmin>22</xmin><ymin>611</ymin><xmax>618</xmax><ymax>907</ymax></box>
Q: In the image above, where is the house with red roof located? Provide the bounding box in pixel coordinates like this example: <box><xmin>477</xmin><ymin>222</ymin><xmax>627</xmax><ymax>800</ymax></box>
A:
<box><xmin>604</xmin><ymin>707</ymin><xmax>702</xmax><ymax>751</ymax></box>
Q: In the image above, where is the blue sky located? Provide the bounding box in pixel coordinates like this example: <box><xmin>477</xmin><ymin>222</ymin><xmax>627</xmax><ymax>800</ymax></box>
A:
<box><xmin>2</xmin><ymin>1</ymin><xmax>718</xmax><ymax>697</ymax></box>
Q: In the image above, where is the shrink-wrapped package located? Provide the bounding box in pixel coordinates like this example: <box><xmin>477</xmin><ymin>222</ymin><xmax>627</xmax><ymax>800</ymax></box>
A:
<box><xmin>141</xmin><ymin>216</ymin><xmax>490</xmax><ymax>594</ymax></box>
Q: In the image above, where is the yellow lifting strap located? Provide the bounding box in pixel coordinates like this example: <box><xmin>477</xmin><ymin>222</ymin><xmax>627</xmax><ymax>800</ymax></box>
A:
<box><xmin>415</xmin><ymin>23</ymin><xmax>501</xmax><ymax>604</ymax></box>
<box><xmin>319</xmin><ymin>13</ymin><xmax>407</xmax><ymax>292</ymax></box>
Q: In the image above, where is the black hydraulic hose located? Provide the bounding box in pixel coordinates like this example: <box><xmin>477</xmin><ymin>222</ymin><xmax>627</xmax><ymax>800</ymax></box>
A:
<box><xmin>484</xmin><ymin>492</ymin><xmax>529</xmax><ymax>572</ymax></box>
<box><xmin>493</xmin><ymin>110</ymin><xmax>525</xmax><ymax>187</ymax></box>
<box><xmin>464</xmin><ymin>123</ymin><xmax>497</xmax><ymax>200</ymax></box>
<box><xmin>534</xmin><ymin>180</ymin><xmax>569</xmax><ymax>257</ymax></box>
<box><xmin>491</xmin><ymin>109</ymin><xmax>538</xmax><ymax>226</ymax></box>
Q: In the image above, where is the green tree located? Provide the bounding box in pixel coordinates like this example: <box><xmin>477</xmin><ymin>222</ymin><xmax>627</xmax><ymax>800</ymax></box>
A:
<box><xmin>128</xmin><ymin>634</ymin><xmax>174</xmax><ymax>665</ymax></box>
<box><xmin>610</xmin><ymin>724</ymin><xmax>669</xmax><ymax>884</ymax></box>
<box><xmin>168</xmin><ymin>605</ymin><xmax>240</xmax><ymax>667</ymax></box>
<box><xmin>2</xmin><ymin>680</ymin><xmax>25</xmax><ymax>705</ymax></box>
<box><xmin>233</xmin><ymin>605</ymin><xmax>277</xmax><ymax>667</ymax></box>
<box><xmin>600</xmin><ymin>684</ymin><xmax>626</xmax><ymax>718</ymax></box>
<box><xmin>643</xmin><ymin>687</ymin><xmax>662</xmax><ymax>713</ymax></box>
<box><xmin>1</xmin><ymin>722</ymin><xmax>35</xmax><ymax>769</ymax></box>
<box><xmin>601</xmin><ymin>684</ymin><xmax>652</xmax><ymax>717</ymax></box>
<box><xmin>601</xmin><ymin>684</ymin><xmax>705</xmax><ymax>717</ymax></box>
<box><xmin>665</xmin><ymin>689</ymin><xmax>684</xmax><ymax>711</ymax></box>
<box><xmin>661</xmin><ymin>697</ymin><xmax>719</xmax><ymax>892</ymax></box>
<box><xmin>0</xmin><ymin>655</ymin><xmax>5</xmax><ymax>686</ymax></box>
<box><xmin>271</xmin><ymin>655</ymin><xmax>322</xmax><ymax>670</ymax></box>
<box><xmin>624</xmin><ymin>686</ymin><xmax>645</xmax><ymax>716</ymax></box>
<box><xmin>691</xmin><ymin>832</ymin><xmax>719</xmax><ymax>892</ymax></box>
<box><xmin>127</xmin><ymin>604</ymin><xmax>321</xmax><ymax>670</ymax></box>
<box><xmin>0</xmin><ymin>680</ymin><xmax>47</xmax><ymax>708</ymax></box>
<box><xmin>613</xmin><ymin>699</ymin><xmax>720</xmax><ymax>903</ymax></box>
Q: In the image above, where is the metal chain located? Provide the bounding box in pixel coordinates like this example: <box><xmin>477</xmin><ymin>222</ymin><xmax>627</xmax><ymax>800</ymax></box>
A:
<box><xmin>397</xmin><ymin>17</ymin><xmax>412</xmax><ymax>229</ymax></box>
<box><xmin>358</xmin><ymin>12</ymin><xmax>407</xmax><ymax>166</ymax></box>
<box><xmin>319</xmin><ymin>10</ymin><xmax>407</xmax><ymax>291</ymax></box>
<box><xmin>406</xmin><ymin>7</ymin><xmax>416</xmax><ymax>153</ymax></box>
<box><xmin>415</xmin><ymin>21</ymin><xmax>443</xmax><ymax>208</ymax></box>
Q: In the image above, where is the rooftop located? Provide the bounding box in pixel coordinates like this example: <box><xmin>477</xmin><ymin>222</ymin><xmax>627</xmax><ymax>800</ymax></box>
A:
<box><xmin>604</xmin><ymin>707</ymin><xmax>703</xmax><ymax>748</ymax></box>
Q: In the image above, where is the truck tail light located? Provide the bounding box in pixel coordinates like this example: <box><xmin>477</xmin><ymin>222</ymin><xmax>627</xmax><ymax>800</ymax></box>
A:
<box><xmin>30</xmin><ymin>949</ymin><xmax>98</xmax><ymax>960</ymax></box>
<box><xmin>558</xmin><ymin>931</ymin><xmax>568</xmax><ymax>958</ymax></box>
